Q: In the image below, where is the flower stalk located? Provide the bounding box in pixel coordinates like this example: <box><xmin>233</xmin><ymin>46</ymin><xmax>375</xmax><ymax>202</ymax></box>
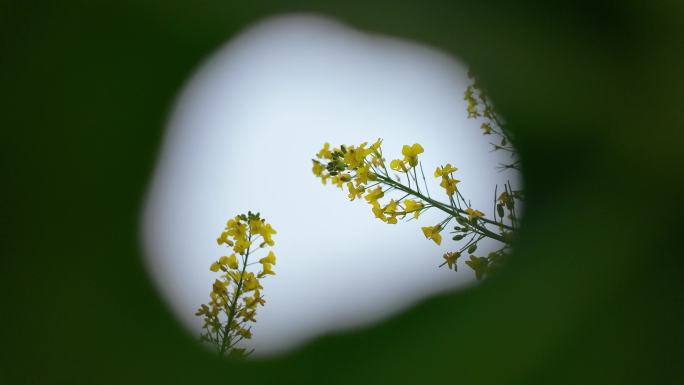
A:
<box><xmin>310</xmin><ymin>71</ymin><xmax>522</xmax><ymax>279</ymax></box>
<box><xmin>195</xmin><ymin>211</ymin><xmax>277</xmax><ymax>358</ymax></box>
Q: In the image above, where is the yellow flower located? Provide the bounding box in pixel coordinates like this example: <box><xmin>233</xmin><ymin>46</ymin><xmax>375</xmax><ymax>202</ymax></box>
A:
<box><xmin>227</xmin><ymin>271</ymin><xmax>242</xmax><ymax>284</ymax></box>
<box><xmin>465</xmin><ymin>255</ymin><xmax>489</xmax><ymax>280</ymax></box>
<box><xmin>498</xmin><ymin>191</ymin><xmax>513</xmax><ymax>207</ymax></box>
<box><xmin>331</xmin><ymin>174</ymin><xmax>349</xmax><ymax>189</ymax></box>
<box><xmin>226</xmin><ymin>218</ymin><xmax>247</xmax><ymax>239</ymax></box>
<box><xmin>355</xmin><ymin>164</ymin><xmax>375</xmax><ymax>185</ymax></box>
<box><xmin>317</xmin><ymin>143</ymin><xmax>332</xmax><ymax>159</ymax></box>
<box><xmin>259</xmin><ymin>223</ymin><xmax>276</xmax><ymax>246</ymax></box>
<box><xmin>210</xmin><ymin>291</ymin><xmax>226</xmax><ymax>307</ymax></box>
<box><xmin>440</xmin><ymin>176</ymin><xmax>460</xmax><ymax>196</ymax></box>
<box><xmin>212</xmin><ymin>279</ymin><xmax>227</xmax><ymax>294</ymax></box>
<box><xmin>259</xmin><ymin>250</ymin><xmax>276</xmax><ymax>265</ymax></box>
<box><xmin>465</xmin><ymin>208</ymin><xmax>485</xmax><ymax>220</ymax></box>
<box><xmin>443</xmin><ymin>251</ymin><xmax>461</xmax><ymax>270</ymax></box>
<box><xmin>312</xmin><ymin>160</ymin><xmax>329</xmax><ymax>185</ymax></box>
<box><xmin>403</xmin><ymin>199</ymin><xmax>424</xmax><ymax>219</ymax></box>
<box><xmin>220</xmin><ymin>254</ymin><xmax>239</xmax><ymax>270</ymax></box>
<box><xmin>209</xmin><ymin>262</ymin><xmax>221</xmax><ymax>272</ymax></box>
<box><xmin>243</xmin><ymin>272</ymin><xmax>261</xmax><ymax>291</ymax></box>
<box><xmin>370</xmin><ymin>138</ymin><xmax>383</xmax><ymax>151</ymax></box>
<box><xmin>249</xmin><ymin>219</ymin><xmax>263</xmax><ymax>233</ymax></box>
<box><xmin>245</xmin><ymin>290</ymin><xmax>266</xmax><ymax>308</ymax></box>
<box><xmin>421</xmin><ymin>225</ymin><xmax>442</xmax><ymax>245</ymax></box>
<box><xmin>343</xmin><ymin>143</ymin><xmax>372</xmax><ymax>169</ymax></box>
<box><xmin>233</xmin><ymin>237</ymin><xmax>251</xmax><ymax>255</ymax></box>
<box><xmin>258</xmin><ymin>263</ymin><xmax>275</xmax><ymax>278</ymax></box>
<box><xmin>371</xmin><ymin>201</ymin><xmax>387</xmax><ymax>222</ymax></box>
<box><xmin>216</xmin><ymin>231</ymin><xmax>229</xmax><ymax>245</ymax></box>
<box><xmin>402</xmin><ymin>143</ymin><xmax>424</xmax><ymax>167</ymax></box>
<box><xmin>480</xmin><ymin>123</ymin><xmax>492</xmax><ymax>135</ymax></box>
<box><xmin>364</xmin><ymin>186</ymin><xmax>384</xmax><ymax>204</ymax></box>
<box><xmin>312</xmin><ymin>160</ymin><xmax>325</xmax><ymax>176</ymax></box>
<box><xmin>238</xmin><ymin>327</ymin><xmax>253</xmax><ymax>339</ymax></box>
<box><xmin>434</xmin><ymin>163</ymin><xmax>458</xmax><ymax>177</ymax></box>
<box><xmin>347</xmin><ymin>182</ymin><xmax>364</xmax><ymax>201</ymax></box>
<box><xmin>390</xmin><ymin>159</ymin><xmax>408</xmax><ymax>173</ymax></box>
<box><xmin>239</xmin><ymin>309</ymin><xmax>257</xmax><ymax>323</ymax></box>
<box><xmin>195</xmin><ymin>304</ymin><xmax>210</xmax><ymax>317</ymax></box>
<box><xmin>383</xmin><ymin>199</ymin><xmax>398</xmax><ymax>224</ymax></box>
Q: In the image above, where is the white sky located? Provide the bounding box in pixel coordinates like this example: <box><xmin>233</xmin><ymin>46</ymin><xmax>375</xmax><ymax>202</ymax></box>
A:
<box><xmin>142</xmin><ymin>14</ymin><xmax>521</xmax><ymax>356</ymax></box>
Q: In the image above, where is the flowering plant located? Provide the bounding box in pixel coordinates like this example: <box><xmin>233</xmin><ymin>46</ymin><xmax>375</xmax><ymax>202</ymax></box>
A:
<box><xmin>311</xmin><ymin>72</ymin><xmax>522</xmax><ymax>279</ymax></box>
<box><xmin>195</xmin><ymin>211</ymin><xmax>277</xmax><ymax>358</ymax></box>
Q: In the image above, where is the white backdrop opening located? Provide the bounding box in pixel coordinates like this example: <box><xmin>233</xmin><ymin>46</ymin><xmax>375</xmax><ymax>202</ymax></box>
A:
<box><xmin>142</xmin><ymin>13</ymin><xmax>521</xmax><ymax>356</ymax></box>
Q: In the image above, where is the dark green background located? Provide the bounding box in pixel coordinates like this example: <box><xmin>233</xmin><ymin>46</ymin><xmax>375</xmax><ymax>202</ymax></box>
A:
<box><xmin>2</xmin><ymin>1</ymin><xmax>683</xmax><ymax>384</ymax></box>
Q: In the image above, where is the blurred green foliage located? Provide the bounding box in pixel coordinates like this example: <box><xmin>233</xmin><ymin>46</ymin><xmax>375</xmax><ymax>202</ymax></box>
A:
<box><xmin>1</xmin><ymin>1</ymin><xmax>683</xmax><ymax>384</ymax></box>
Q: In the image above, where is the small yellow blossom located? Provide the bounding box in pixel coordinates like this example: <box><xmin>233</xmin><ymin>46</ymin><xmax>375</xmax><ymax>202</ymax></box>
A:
<box><xmin>243</xmin><ymin>272</ymin><xmax>261</xmax><ymax>291</ymax></box>
<box><xmin>343</xmin><ymin>143</ymin><xmax>372</xmax><ymax>169</ymax></box>
<box><xmin>227</xmin><ymin>271</ymin><xmax>242</xmax><ymax>284</ymax></box>
<box><xmin>421</xmin><ymin>225</ymin><xmax>442</xmax><ymax>245</ymax></box>
<box><xmin>249</xmin><ymin>218</ymin><xmax>262</xmax><ymax>233</ymax></box>
<box><xmin>239</xmin><ymin>309</ymin><xmax>257</xmax><ymax>323</ymax></box>
<box><xmin>402</xmin><ymin>143</ymin><xmax>424</xmax><ymax>167</ymax></box>
<box><xmin>364</xmin><ymin>186</ymin><xmax>384</xmax><ymax>204</ymax></box>
<box><xmin>480</xmin><ymin>123</ymin><xmax>492</xmax><ymax>135</ymax></box>
<box><xmin>258</xmin><ymin>263</ymin><xmax>275</xmax><ymax>278</ymax></box>
<box><xmin>216</xmin><ymin>231</ymin><xmax>229</xmax><ymax>245</ymax></box>
<box><xmin>238</xmin><ymin>328</ymin><xmax>253</xmax><ymax>339</ymax></box>
<box><xmin>440</xmin><ymin>176</ymin><xmax>461</xmax><ymax>196</ymax></box>
<box><xmin>259</xmin><ymin>250</ymin><xmax>276</xmax><ymax>265</ymax></box>
<box><xmin>233</xmin><ymin>237</ymin><xmax>251</xmax><ymax>255</ymax></box>
<box><xmin>371</xmin><ymin>201</ymin><xmax>387</xmax><ymax>222</ymax></box>
<box><xmin>383</xmin><ymin>199</ymin><xmax>398</xmax><ymax>224</ymax></box>
<box><xmin>355</xmin><ymin>164</ymin><xmax>376</xmax><ymax>185</ymax></box>
<box><xmin>312</xmin><ymin>160</ymin><xmax>325</xmax><ymax>176</ymax></box>
<box><xmin>434</xmin><ymin>164</ymin><xmax>458</xmax><ymax>177</ymax></box>
<box><xmin>212</xmin><ymin>279</ymin><xmax>226</xmax><ymax>294</ymax></box>
<box><xmin>259</xmin><ymin>223</ymin><xmax>277</xmax><ymax>246</ymax></box>
<box><xmin>371</xmin><ymin>154</ymin><xmax>385</xmax><ymax>167</ymax></box>
<box><xmin>210</xmin><ymin>262</ymin><xmax>221</xmax><ymax>272</ymax></box>
<box><xmin>226</xmin><ymin>217</ymin><xmax>247</xmax><ymax>239</ymax></box>
<box><xmin>245</xmin><ymin>290</ymin><xmax>266</xmax><ymax>308</ymax></box>
<box><xmin>390</xmin><ymin>159</ymin><xmax>408</xmax><ymax>173</ymax></box>
<box><xmin>465</xmin><ymin>208</ymin><xmax>485</xmax><ymax>220</ymax></box>
<box><xmin>443</xmin><ymin>251</ymin><xmax>461</xmax><ymax>270</ymax></box>
<box><xmin>220</xmin><ymin>254</ymin><xmax>239</xmax><ymax>270</ymax></box>
<box><xmin>312</xmin><ymin>160</ymin><xmax>329</xmax><ymax>185</ymax></box>
<box><xmin>465</xmin><ymin>255</ymin><xmax>489</xmax><ymax>280</ymax></box>
<box><xmin>317</xmin><ymin>143</ymin><xmax>332</xmax><ymax>159</ymax></box>
<box><xmin>403</xmin><ymin>199</ymin><xmax>424</xmax><ymax>219</ymax></box>
<box><xmin>331</xmin><ymin>175</ymin><xmax>348</xmax><ymax>189</ymax></box>
<box><xmin>347</xmin><ymin>182</ymin><xmax>364</xmax><ymax>201</ymax></box>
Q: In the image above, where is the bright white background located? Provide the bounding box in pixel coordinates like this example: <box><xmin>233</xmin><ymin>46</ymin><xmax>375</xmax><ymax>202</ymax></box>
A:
<box><xmin>142</xmin><ymin>14</ymin><xmax>520</xmax><ymax>356</ymax></box>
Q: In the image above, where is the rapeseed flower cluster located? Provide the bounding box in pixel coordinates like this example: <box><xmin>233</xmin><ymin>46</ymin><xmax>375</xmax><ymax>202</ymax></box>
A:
<box><xmin>310</xmin><ymin>72</ymin><xmax>523</xmax><ymax>279</ymax></box>
<box><xmin>195</xmin><ymin>211</ymin><xmax>277</xmax><ymax>358</ymax></box>
<box><xmin>312</xmin><ymin>137</ymin><xmax>517</xmax><ymax>278</ymax></box>
<box><xmin>312</xmin><ymin>139</ymin><xmax>431</xmax><ymax>226</ymax></box>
